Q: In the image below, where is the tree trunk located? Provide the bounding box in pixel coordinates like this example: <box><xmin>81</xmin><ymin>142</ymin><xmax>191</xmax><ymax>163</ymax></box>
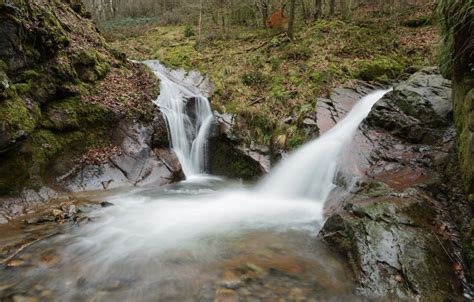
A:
<box><xmin>314</xmin><ymin>0</ymin><xmax>322</xmax><ymax>20</ymax></box>
<box><xmin>329</xmin><ymin>0</ymin><xmax>335</xmax><ymax>16</ymax></box>
<box><xmin>287</xmin><ymin>0</ymin><xmax>296</xmax><ymax>39</ymax></box>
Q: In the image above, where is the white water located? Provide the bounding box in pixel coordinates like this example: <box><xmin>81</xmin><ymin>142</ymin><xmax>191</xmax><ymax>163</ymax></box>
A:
<box><xmin>29</xmin><ymin>89</ymin><xmax>391</xmax><ymax>301</ymax></box>
<box><xmin>258</xmin><ymin>89</ymin><xmax>392</xmax><ymax>200</ymax></box>
<box><xmin>62</xmin><ymin>89</ymin><xmax>390</xmax><ymax>260</ymax></box>
<box><xmin>144</xmin><ymin>60</ymin><xmax>214</xmax><ymax>177</ymax></box>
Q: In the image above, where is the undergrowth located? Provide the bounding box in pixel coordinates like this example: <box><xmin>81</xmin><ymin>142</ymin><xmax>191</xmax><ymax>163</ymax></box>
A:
<box><xmin>103</xmin><ymin>6</ymin><xmax>438</xmax><ymax>149</ymax></box>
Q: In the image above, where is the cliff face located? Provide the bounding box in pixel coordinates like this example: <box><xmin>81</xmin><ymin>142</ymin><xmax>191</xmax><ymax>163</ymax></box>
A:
<box><xmin>439</xmin><ymin>0</ymin><xmax>474</xmax><ymax>197</ymax></box>
<box><xmin>0</xmin><ymin>0</ymin><xmax>162</xmax><ymax>196</ymax></box>
<box><xmin>439</xmin><ymin>0</ymin><xmax>474</xmax><ymax>278</ymax></box>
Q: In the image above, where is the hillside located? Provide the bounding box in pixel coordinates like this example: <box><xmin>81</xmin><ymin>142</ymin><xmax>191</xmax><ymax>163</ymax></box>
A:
<box><xmin>103</xmin><ymin>4</ymin><xmax>438</xmax><ymax>148</ymax></box>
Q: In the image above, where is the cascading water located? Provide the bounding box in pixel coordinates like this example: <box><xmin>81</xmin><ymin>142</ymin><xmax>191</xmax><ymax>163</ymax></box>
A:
<box><xmin>144</xmin><ymin>60</ymin><xmax>214</xmax><ymax>177</ymax></box>
<box><xmin>258</xmin><ymin>89</ymin><xmax>392</xmax><ymax>201</ymax></box>
<box><xmin>0</xmin><ymin>89</ymin><xmax>393</xmax><ymax>301</ymax></box>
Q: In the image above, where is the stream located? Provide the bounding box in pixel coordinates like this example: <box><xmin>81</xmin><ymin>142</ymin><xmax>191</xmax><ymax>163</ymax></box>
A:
<box><xmin>0</xmin><ymin>63</ymin><xmax>391</xmax><ymax>301</ymax></box>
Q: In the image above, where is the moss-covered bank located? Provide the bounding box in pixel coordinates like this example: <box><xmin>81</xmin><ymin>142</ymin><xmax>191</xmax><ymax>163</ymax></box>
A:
<box><xmin>438</xmin><ymin>0</ymin><xmax>474</xmax><ymax>276</ymax></box>
<box><xmin>0</xmin><ymin>0</ymin><xmax>159</xmax><ymax>196</ymax></box>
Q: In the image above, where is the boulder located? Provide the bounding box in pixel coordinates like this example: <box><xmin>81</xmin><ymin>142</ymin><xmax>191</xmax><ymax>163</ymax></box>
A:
<box><xmin>59</xmin><ymin>122</ymin><xmax>182</xmax><ymax>191</ymax></box>
<box><xmin>367</xmin><ymin>68</ymin><xmax>452</xmax><ymax>145</ymax></box>
<box><xmin>208</xmin><ymin>112</ymin><xmax>269</xmax><ymax>179</ymax></box>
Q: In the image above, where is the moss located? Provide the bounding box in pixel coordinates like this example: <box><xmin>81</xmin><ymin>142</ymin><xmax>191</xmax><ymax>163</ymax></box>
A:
<box><xmin>42</xmin><ymin>98</ymin><xmax>80</xmax><ymax>130</ymax></box>
<box><xmin>209</xmin><ymin>139</ymin><xmax>262</xmax><ymax>180</ymax></box>
<box><xmin>27</xmin><ymin>129</ymin><xmax>63</xmax><ymax>160</ymax></box>
<box><xmin>0</xmin><ymin>96</ymin><xmax>39</xmax><ymax>137</ymax></box>
<box><xmin>286</xmin><ymin>125</ymin><xmax>307</xmax><ymax>149</ymax></box>
<box><xmin>0</xmin><ymin>70</ymin><xmax>10</xmax><ymax>96</ymax></box>
<box><xmin>13</xmin><ymin>81</ymin><xmax>33</xmax><ymax>94</ymax></box>
<box><xmin>72</xmin><ymin>48</ymin><xmax>111</xmax><ymax>82</ymax></box>
<box><xmin>156</xmin><ymin>45</ymin><xmax>197</xmax><ymax>70</ymax></box>
<box><xmin>22</xmin><ymin>69</ymin><xmax>40</xmax><ymax>79</ymax></box>
<box><xmin>356</xmin><ymin>58</ymin><xmax>404</xmax><ymax>81</ymax></box>
<box><xmin>42</xmin><ymin>97</ymin><xmax>117</xmax><ymax>131</ymax></box>
<box><xmin>0</xmin><ymin>155</ymin><xmax>29</xmax><ymax>195</ymax></box>
<box><xmin>0</xmin><ymin>59</ymin><xmax>8</xmax><ymax>71</ymax></box>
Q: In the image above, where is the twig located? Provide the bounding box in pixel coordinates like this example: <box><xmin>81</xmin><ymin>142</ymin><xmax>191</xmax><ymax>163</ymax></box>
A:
<box><xmin>0</xmin><ymin>232</ymin><xmax>59</xmax><ymax>265</ymax></box>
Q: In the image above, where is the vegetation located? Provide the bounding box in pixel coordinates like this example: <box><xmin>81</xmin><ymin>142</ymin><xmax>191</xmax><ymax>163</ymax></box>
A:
<box><xmin>102</xmin><ymin>3</ymin><xmax>437</xmax><ymax>148</ymax></box>
<box><xmin>0</xmin><ymin>0</ymin><xmax>159</xmax><ymax>195</ymax></box>
<box><xmin>438</xmin><ymin>0</ymin><xmax>474</xmax><ymax>276</ymax></box>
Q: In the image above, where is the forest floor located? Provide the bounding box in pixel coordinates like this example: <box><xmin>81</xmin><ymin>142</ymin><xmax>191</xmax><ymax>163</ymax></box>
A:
<box><xmin>103</xmin><ymin>4</ymin><xmax>439</xmax><ymax>148</ymax></box>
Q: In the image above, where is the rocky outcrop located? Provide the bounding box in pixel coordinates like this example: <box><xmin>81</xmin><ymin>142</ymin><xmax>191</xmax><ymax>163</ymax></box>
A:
<box><xmin>58</xmin><ymin>117</ymin><xmax>182</xmax><ymax>191</ymax></box>
<box><xmin>209</xmin><ymin>112</ymin><xmax>270</xmax><ymax>180</ymax></box>
<box><xmin>318</xmin><ymin>69</ymin><xmax>472</xmax><ymax>300</ymax></box>
<box><xmin>0</xmin><ymin>0</ymin><xmax>175</xmax><ymax>199</ymax></box>
<box><xmin>439</xmin><ymin>1</ymin><xmax>474</xmax><ymax>197</ymax></box>
<box><xmin>438</xmin><ymin>1</ymin><xmax>474</xmax><ymax>278</ymax></box>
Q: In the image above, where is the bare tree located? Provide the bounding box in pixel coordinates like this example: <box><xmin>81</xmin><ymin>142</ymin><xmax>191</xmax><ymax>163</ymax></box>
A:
<box><xmin>287</xmin><ymin>0</ymin><xmax>296</xmax><ymax>38</ymax></box>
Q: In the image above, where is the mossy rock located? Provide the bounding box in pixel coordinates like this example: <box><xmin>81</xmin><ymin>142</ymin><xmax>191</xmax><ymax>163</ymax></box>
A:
<box><xmin>356</xmin><ymin>58</ymin><xmax>404</xmax><ymax>81</ymax></box>
<box><xmin>42</xmin><ymin>98</ymin><xmax>80</xmax><ymax>131</ymax></box>
<box><xmin>0</xmin><ymin>96</ymin><xmax>40</xmax><ymax>148</ymax></box>
<box><xmin>0</xmin><ymin>70</ymin><xmax>10</xmax><ymax>96</ymax></box>
<box><xmin>72</xmin><ymin>48</ymin><xmax>111</xmax><ymax>82</ymax></box>
<box><xmin>42</xmin><ymin>97</ymin><xmax>117</xmax><ymax>131</ymax></box>
<box><xmin>209</xmin><ymin>137</ymin><xmax>262</xmax><ymax>180</ymax></box>
<box><xmin>13</xmin><ymin>81</ymin><xmax>33</xmax><ymax>94</ymax></box>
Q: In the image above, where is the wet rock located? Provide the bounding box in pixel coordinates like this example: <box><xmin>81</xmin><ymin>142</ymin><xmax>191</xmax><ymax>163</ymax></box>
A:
<box><xmin>320</xmin><ymin>68</ymin><xmax>469</xmax><ymax>300</ymax></box>
<box><xmin>316</xmin><ymin>81</ymin><xmax>382</xmax><ymax>134</ymax></box>
<box><xmin>321</xmin><ymin>198</ymin><xmax>461</xmax><ymax>300</ymax></box>
<box><xmin>209</xmin><ymin>112</ymin><xmax>269</xmax><ymax>179</ymax></box>
<box><xmin>100</xmin><ymin>201</ymin><xmax>114</xmax><ymax>208</ymax></box>
<box><xmin>154</xmin><ymin>148</ymin><xmax>185</xmax><ymax>181</ymax></box>
<box><xmin>59</xmin><ymin>122</ymin><xmax>180</xmax><ymax>191</ymax></box>
<box><xmin>51</xmin><ymin>209</ymin><xmax>64</xmax><ymax>220</ymax></box>
<box><xmin>367</xmin><ymin>68</ymin><xmax>452</xmax><ymax>145</ymax></box>
<box><xmin>288</xmin><ymin>287</ymin><xmax>305</xmax><ymax>301</ymax></box>
<box><xmin>150</xmin><ymin>112</ymin><xmax>169</xmax><ymax>149</ymax></box>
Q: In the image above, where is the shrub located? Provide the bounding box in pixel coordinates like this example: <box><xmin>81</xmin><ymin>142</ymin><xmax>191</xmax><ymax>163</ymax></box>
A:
<box><xmin>242</xmin><ymin>71</ymin><xmax>267</xmax><ymax>87</ymax></box>
<box><xmin>184</xmin><ymin>25</ymin><xmax>195</xmax><ymax>37</ymax></box>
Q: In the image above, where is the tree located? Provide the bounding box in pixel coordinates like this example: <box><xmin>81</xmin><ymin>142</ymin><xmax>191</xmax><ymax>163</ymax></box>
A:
<box><xmin>314</xmin><ymin>0</ymin><xmax>322</xmax><ymax>20</ymax></box>
<box><xmin>287</xmin><ymin>0</ymin><xmax>296</xmax><ymax>39</ymax></box>
<box><xmin>329</xmin><ymin>0</ymin><xmax>336</xmax><ymax>15</ymax></box>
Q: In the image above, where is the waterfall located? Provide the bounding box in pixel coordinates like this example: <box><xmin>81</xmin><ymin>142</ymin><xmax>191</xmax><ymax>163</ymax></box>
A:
<box><xmin>144</xmin><ymin>61</ymin><xmax>214</xmax><ymax>177</ymax></box>
<box><xmin>258</xmin><ymin>89</ymin><xmax>392</xmax><ymax>200</ymax></box>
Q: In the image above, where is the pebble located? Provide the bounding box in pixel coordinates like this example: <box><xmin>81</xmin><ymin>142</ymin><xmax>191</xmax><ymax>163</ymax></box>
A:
<box><xmin>11</xmin><ymin>295</ymin><xmax>39</xmax><ymax>302</ymax></box>
<box><xmin>51</xmin><ymin>209</ymin><xmax>64</xmax><ymax>219</ymax></box>
<box><xmin>218</xmin><ymin>271</ymin><xmax>242</xmax><ymax>289</ymax></box>
<box><xmin>215</xmin><ymin>288</ymin><xmax>239</xmax><ymax>302</ymax></box>
<box><xmin>100</xmin><ymin>201</ymin><xmax>114</xmax><ymax>208</ymax></box>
